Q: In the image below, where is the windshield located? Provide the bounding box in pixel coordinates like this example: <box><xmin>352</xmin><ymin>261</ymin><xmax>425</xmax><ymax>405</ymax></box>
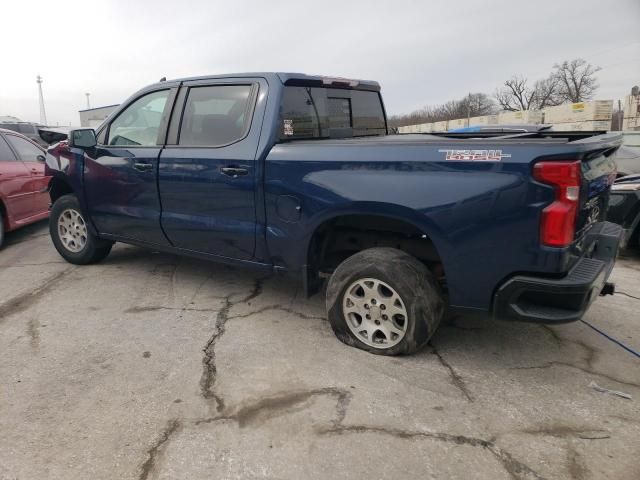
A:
<box><xmin>279</xmin><ymin>86</ymin><xmax>386</xmax><ymax>140</ymax></box>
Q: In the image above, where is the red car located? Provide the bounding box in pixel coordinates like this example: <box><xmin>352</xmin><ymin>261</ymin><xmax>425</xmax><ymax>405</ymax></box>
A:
<box><xmin>0</xmin><ymin>128</ymin><xmax>51</xmax><ymax>247</ymax></box>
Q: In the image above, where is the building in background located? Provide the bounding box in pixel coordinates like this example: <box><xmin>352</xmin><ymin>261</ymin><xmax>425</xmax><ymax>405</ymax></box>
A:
<box><xmin>79</xmin><ymin>104</ymin><xmax>119</xmax><ymax>128</ymax></box>
<box><xmin>622</xmin><ymin>86</ymin><xmax>640</xmax><ymax>131</ymax></box>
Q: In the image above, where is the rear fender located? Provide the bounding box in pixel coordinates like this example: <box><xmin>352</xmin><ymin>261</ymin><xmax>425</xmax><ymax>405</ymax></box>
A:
<box><xmin>302</xmin><ymin>201</ymin><xmax>450</xmax><ymax>272</ymax></box>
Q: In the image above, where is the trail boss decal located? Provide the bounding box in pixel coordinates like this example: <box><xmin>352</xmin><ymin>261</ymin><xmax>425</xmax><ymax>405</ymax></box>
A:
<box><xmin>438</xmin><ymin>149</ymin><xmax>512</xmax><ymax>161</ymax></box>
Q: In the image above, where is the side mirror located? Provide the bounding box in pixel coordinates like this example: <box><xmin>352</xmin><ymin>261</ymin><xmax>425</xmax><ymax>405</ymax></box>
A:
<box><xmin>69</xmin><ymin>129</ymin><xmax>97</xmax><ymax>149</ymax></box>
<box><xmin>36</xmin><ymin>155</ymin><xmax>46</xmax><ymax>162</ymax></box>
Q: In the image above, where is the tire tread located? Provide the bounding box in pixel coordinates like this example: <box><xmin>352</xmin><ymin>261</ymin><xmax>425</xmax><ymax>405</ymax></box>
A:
<box><xmin>326</xmin><ymin>247</ymin><xmax>444</xmax><ymax>356</ymax></box>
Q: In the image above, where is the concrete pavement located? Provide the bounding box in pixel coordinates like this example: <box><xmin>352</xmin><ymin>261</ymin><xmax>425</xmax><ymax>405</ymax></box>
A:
<box><xmin>1</xmin><ymin>221</ymin><xmax>639</xmax><ymax>479</ymax></box>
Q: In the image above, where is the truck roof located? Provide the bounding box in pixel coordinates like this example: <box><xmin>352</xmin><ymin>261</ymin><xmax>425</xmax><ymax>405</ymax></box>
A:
<box><xmin>151</xmin><ymin>72</ymin><xmax>381</xmax><ymax>91</ymax></box>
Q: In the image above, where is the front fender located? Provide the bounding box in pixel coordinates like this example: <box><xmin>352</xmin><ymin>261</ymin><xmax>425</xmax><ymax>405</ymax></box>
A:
<box><xmin>46</xmin><ymin>142</ymin><xmax>97</xmax><ymax>235</ymax></box>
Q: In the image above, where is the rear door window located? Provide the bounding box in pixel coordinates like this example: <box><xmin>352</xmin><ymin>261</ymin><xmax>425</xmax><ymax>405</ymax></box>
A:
<box><xmin>178</xmin><ymin>85</ymin><xmax>254</xmax><ymax>146</ymax></box>
<box><xmin>0</xmin><ymin>135</ymin><xmax>17</xmax><ymax>161</ymax></box>
<box><xmin>279</xmin><ymin>87</ymin><xmax>386</xmax><ymax>140</ymax></box>
<box><xmin>5</xmin><ymin>134</ymin><xmax>42</xmax><ymax>162</ymax></box>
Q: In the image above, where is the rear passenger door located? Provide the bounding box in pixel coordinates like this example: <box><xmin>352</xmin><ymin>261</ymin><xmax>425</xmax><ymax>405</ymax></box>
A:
<box><xmin>4</xmin><ymin>133</ymin><xmax>49</xmax><ymax>215</ymax></box>
<box><xmin>158</xmin><ymin>79</ymin><xmax>263</xmax><ymax>260</ymax></box>
<box><xmin>0</xmin><ymin>134</ymin><xmax>33</xmax><ymax>223</ymax></box>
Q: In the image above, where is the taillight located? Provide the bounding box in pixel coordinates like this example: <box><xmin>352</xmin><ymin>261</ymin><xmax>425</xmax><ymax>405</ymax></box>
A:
<box><xmin>533</xmin><ymin>160</ymin><xmax>581</xmax><ymax>247</ymax></box>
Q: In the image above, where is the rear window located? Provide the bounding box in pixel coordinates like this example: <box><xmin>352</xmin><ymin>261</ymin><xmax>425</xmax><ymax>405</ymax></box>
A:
<box><xmin>279</xmin><ymin>87</ymin><xmax>386</xmax><ymax>140</ymax></box>
<box><xmin>0</xmin><ymin>123</ymin><xmax>36</xmax><ymax>135</ymax></box>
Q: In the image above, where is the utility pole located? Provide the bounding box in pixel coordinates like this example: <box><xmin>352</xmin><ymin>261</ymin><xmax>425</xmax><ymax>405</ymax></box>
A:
<box><xmin>37</xmin><ymin>75</ymin><xmax>47</xmax><ymax>125</ymax></box>
<box><xmin>618</xmin><ymin>99</ymin><xmax>622</xmax><ymax>131</ymax></box>
<box><xmin>466</xmin><ymin>92</ymin><xmax>471</xmax><ymax>127</ymax></box>
<box><xmin>85</xmin><ymin>92</ymin><xmax>91</xmax><ymax>110</ymax></box>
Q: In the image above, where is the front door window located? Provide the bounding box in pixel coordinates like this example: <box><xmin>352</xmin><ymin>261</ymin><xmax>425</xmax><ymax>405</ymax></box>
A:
<box><xmin>107</xmin><ymin>90</ymin><xmax>170</xmax><ymax>146</ymax></box>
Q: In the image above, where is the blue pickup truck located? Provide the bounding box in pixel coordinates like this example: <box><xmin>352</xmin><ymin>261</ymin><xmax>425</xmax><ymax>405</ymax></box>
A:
<box><xmin>45</xmin><ymin>72</ymin><xmax>623</xmax><ymax>355</ymax></box>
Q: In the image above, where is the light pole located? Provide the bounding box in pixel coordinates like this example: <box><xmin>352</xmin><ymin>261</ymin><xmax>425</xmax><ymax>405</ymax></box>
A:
<box><xmin>37</xmin><ymin>75</ymin><xmax>48</xmax><ymax>125</ymax></box>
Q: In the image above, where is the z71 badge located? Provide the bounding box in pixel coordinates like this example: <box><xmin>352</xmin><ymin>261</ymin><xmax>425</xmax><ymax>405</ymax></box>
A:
<box><xmin>438</xmin><ymin>149</ymin><xmax>512</xmax><ymax>161</ymax></box>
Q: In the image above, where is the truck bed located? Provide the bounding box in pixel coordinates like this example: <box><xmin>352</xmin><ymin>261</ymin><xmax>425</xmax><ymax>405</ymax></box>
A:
<box><xmin>265</xmin><ymin>131</ymin><xmax>622</xmax><ymax>311</ymax></box>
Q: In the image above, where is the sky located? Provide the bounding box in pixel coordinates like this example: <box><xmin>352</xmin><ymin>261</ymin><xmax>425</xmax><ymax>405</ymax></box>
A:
<box><xmin>1</xmin><ymin>0</ymin><xmax>639</xmax><ymax>126</ymax></box>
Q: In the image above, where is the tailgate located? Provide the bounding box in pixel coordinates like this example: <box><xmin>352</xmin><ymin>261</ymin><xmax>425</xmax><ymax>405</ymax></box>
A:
<box><xmin>574</xmin><ymin>146</ymin><xmax>618</xmax><ymax>242</ymax></box>
<box><xmin>531</xmin><ymin>132</ymin><xmax>621</xmax><ymax>256</ymax></box>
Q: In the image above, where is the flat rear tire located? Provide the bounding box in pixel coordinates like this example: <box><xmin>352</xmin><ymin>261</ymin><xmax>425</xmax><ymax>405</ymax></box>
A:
<box><xmin>326</xmin><ymin>247</ymin><xmax>444</xmax><ymax>356</ymax></box>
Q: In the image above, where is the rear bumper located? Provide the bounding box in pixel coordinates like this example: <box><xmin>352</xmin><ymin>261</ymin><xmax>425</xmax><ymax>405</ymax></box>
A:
<box><xmin>493</xmin><ymin>222</ymin><xmax>623</xmax><ymax>323</ymax></box>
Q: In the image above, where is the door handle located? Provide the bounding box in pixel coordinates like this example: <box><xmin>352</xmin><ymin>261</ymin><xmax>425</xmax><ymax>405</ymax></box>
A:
<box><xmin>133</xmin><ymin>162</ymin><xmax>154</xmax><ymax>172</ymax></box>
<box><xmin>220</xmin><ymin>166</ymin><xmax>249</xmax><ymax>178</ymax></box>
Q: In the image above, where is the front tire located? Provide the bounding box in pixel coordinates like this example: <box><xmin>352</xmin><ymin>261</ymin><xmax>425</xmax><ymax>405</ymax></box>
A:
<box><xmin>326</xmin><ymin>247</ymin><xmax>444</xmax><ymax>356</ymax></box>
<box><xmin>50</xmin><ymin>194</ymin><xmax>113</xmax><ymax>264</ymax></box>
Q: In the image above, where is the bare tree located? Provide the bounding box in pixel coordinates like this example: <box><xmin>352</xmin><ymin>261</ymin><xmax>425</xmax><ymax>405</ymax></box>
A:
<box><xmin>391</xmin><ymin>57</ymin><xmax>603</xmax><ymax>128</ymax></box>
<box><xmin>495</xmin><ymin>76</ymin><xmax>536</xmax><ymax>111</ymax></box>
<box><xmin>532</xmin><ymin>76</ymin><xmax>562</xmax><ymax>108</ymax></box>
<box><xmin>465</xmin><ymin>93</ymin><xmax>495</xmax><ymax>117</ymax></box>
<box><xmin>388</xmin><ymin>92</ymin><xmax>496</xmax><ymax>128</ymax></box>
<box><xmin>552</xmin><ymin>58</ymin><xmax>601</xmax><ymax>103</ymax></box>
<box><xmin>495</xmin><ymin>74</ymin><xmax>564</xmax><ymax>111</ymax></box>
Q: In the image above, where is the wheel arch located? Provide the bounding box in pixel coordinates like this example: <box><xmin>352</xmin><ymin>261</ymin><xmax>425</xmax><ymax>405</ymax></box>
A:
<box><xmin>302</xmin><ymin>203</ymin><xmax>449</xmax><ymax>294</ymax></box>
<box><xmin>48</xmin><ymin>176</ymin><xmax>75</xmax><ymax>204</ymax></box>
<box><xmin>47</xmin><ymin>176</ymin><xmax>100</xmax><ymax>237</ymax></box>
<box><xmin>0</xmin><ymin>197</ymin><xmax>10</xmax><ymax>231</ymax></box>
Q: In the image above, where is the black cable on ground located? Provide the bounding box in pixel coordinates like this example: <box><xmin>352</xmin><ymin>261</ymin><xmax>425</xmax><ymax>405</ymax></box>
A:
<box><xmin>580</xmin><ymin>319</ymin><xmax>640</xmax><ymax>359</ymax></box>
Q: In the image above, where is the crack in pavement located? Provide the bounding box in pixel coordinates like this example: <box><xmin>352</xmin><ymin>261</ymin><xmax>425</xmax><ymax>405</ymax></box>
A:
<box><xmin>516</xmin><ymin>425</ymin><xmax>610</xmax><ymax>440</ymax></box>
<box><xmin>142</xmin><ymin>274</ymin><xmax>612</xmax><ymax>479</ymax></box>
<box><xmin>539</xmin><ymin>325</ymin><xmax>599</xmax><ymax>370</ymax></box>
<box><xmin>429</xmin><ymin>342</ymin><xmax>475</xmax><ymax>402</ymax></box>
<box><xmin>540</xmin><ymin>325</ymin><xmax>562</xmax><ymax>346</ymax></box>
<box><xmin>138</xmin><ymin>419</ymin><xmax>181</xmax><ymax>480</ymax></box>
<box><xmin>199</xmin><ymin>277</ymin><xmax>268</xmax><ymax>413</ymax></box>
<box><xmin>317</xmin><ymin>424</ymin><xmax>546</xmax><ymax>480</ymax></box>
<box><xmin>497</xmin><ymin>425</ymin><xmax>606</xmax><ymax>480</ymax></box>
<box><xmin>200</xmin><ymin>296</ymin><xmax>232</xmax><ymax>412</ymax></box>
<box><xmin>184</xmin><ymin>386</ymin><xmax>544</xmax><ymax>480</ymax></box>
<box><xmin>491</xmin><ymin>424</ymin><xmax>611</xmax><ymax>444</ymax></box>
<box><xmin>0</xmin><ymin>268</ymin><xmax>73</xmax><ymax>323</ymax></box>
<box><xmin>194</xmin><ymin>387</ymin><xmax>353</xmax><ymax>428</ymax></box>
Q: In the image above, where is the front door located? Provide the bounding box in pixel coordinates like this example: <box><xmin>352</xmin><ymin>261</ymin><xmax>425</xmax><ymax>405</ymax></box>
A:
<box><xmin>84</xmin><ymin>88</ymin><xmax>174</xmax><ymax>245</ymax></box>
<box><xmin>158</xmin><ymin>81</ymin><xmax>261</xmax><ymax>260</ymax></box>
